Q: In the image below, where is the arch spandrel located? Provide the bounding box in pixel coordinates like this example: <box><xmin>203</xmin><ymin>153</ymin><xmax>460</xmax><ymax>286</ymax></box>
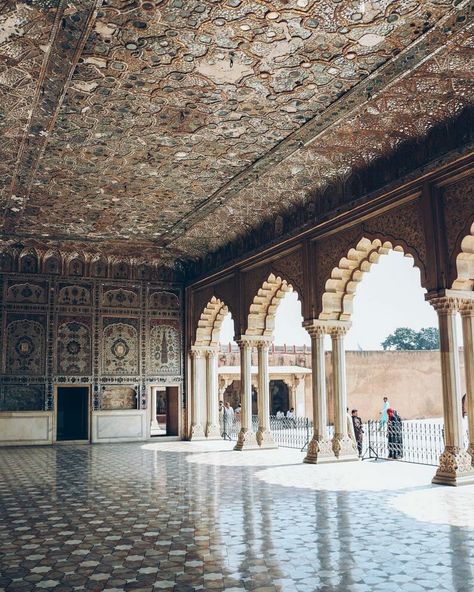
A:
<box><xmin>442</xmin><ymin>175</ymin><xmax>474</xmax><ymax>289</ymax></box>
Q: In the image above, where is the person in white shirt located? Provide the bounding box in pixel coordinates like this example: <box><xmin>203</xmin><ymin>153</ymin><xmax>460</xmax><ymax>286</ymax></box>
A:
<box><xmin>276</xmin><ymin>410</ymin><xmax>285</xmax><ymax>420</ymax></box>
<box><xmin>286</xmin><ymin>407</ymin><xmax>296</xmax><ymax>427</ymax></box>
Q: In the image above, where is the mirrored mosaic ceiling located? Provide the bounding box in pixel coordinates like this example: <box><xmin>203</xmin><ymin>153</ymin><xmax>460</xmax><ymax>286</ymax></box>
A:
<box><xmin>0</xmin><ymin>0</ymin><xmax>473</xmax><ymax>265</ymax></box>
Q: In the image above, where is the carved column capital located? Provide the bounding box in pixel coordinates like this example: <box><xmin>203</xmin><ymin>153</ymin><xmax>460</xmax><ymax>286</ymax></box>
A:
<box><xmin>460</xmin><ymin>299</ymin><xmax>474</xmax><ymax>316</ymax></box>
<box><xmin>304</xmin><ymin>319</ymin><xmax>351</xmax><ymax>337</ymax></box>
<box><xmin>190</xmin><ymin>347</ymin><xmax>207</xmax><ymax>359</ymax></box>
<box><xmin>428</xmin><ymin>296</ymin><xmax>460</xmax><ymax>315</ymax></box>
<box><xmin>327</xmin><ymin>325</ymin><xmax>350</xmax><ymax>338</ymax></box>
<box><xmin>255</xmin><ymin>338</ymin><xmax>272</xmax><ymax>350</ymax></box>
<box><xmin>204</xmin><ymin>347</ymin><xmax>218</xmax><ymax>359</ymax></box>
<box><xmin>236</xmin><ymin>338</ymin><xmax>252</xmax><ymax>350</ymax></box>
<box><xmin>303</xmin><ymin>322</ymin><xmax>326</xmax><ymax>338</ymax></box>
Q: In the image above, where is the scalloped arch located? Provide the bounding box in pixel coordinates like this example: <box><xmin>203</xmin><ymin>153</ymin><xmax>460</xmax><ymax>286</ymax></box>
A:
<box><xmin>453</xmin><ymin>222</ymin><xmax>474</xmax><ymax>291</ymax></box>
<box><xmin>246</xmin><ymin>273</ymin><xmax>293</xmax><ymax>337</ymax></box>
<box><xmin>194</xmin><ymin>296</ymin><xmax>230</xmax><ymax>347</ymax></box>
<box><xmin>320</xmin><ymin>237</ymin><xmax>424</xmax><ymax>321</ymax></box>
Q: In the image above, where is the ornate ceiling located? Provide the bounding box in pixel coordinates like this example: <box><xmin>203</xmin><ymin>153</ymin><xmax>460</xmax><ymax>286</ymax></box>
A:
<box><xmin>0</xmin><ymin>0</ymin><xmax>473</xmax><ymax>267</ymax></box>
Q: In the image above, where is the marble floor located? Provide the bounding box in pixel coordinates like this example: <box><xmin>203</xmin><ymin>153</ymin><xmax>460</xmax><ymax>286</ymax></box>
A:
<box><xmin>1</xmin><ymin>441</ymin><xmax>474</xmax><ymax>592</ymax></box>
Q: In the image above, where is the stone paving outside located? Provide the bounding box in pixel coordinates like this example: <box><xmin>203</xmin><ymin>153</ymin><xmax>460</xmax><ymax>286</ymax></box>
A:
<box><xmin>1</xmin><ymin>440</ymin><xmax>474</xmax><ymax>592</ymax></box>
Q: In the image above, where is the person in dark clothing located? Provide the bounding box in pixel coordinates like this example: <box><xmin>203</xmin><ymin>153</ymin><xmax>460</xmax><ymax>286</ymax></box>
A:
<box><xmin>387</xmin><ymin>408</ymin><xmax>403</xmax><ymax>459</ymax></box>
<box><xmin>351</xmin><ymin>409</ymin><xmax>364</xmax><ymax>457</ymax></box>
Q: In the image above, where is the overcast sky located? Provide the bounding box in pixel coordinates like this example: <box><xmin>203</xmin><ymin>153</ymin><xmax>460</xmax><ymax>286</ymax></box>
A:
<box><xmin>220</xmin><ymin>250</ymin><xmax>445</xmax><ymax>351</ymax></box>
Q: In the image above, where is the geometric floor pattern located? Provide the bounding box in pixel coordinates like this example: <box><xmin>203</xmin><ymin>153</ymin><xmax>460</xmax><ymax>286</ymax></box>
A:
<box><xmin>1</xmin><ymin>441</ymin><xmax>474</xmax><ymax>592</ymax></box>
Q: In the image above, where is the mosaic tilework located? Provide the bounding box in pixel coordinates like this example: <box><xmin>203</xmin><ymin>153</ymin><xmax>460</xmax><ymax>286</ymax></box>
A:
<box><xmin>1</xmin><ymin>442</ymin><xmax>474</xmax><ymax>592</ymax></box>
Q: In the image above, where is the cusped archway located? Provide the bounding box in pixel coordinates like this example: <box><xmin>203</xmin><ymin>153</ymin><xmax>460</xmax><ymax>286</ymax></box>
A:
<box><xmin>320</xmin><ymin>236</ymin><xmax>424</xmax><ymax>321</ymax></box>
<box><xmin>246</xmin><ymin>273</ymin><xmax>293</xmax><ymax>337</ymax></box>
<box><xmin>194</xmin><ymin>296</ymin><xmax>230</xmax><ymax>347</ymax></box>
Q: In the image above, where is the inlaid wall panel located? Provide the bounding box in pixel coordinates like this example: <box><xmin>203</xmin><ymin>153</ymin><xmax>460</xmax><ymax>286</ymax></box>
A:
<box><xmin>0</xmin><ymin>266</ymin><xmax>183</xmax><ymax>412</ymax></box>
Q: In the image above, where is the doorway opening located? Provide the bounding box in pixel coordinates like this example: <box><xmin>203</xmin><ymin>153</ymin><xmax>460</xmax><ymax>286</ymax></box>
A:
<box><xmin>56</xmin><ymin>386</ymin><xmax>89</xmax><ymax>441</ymax></box>
<box><xmin>151</xmin><ymin>386</ymin><xmax>179</xmax><ymax>437</ymax></box>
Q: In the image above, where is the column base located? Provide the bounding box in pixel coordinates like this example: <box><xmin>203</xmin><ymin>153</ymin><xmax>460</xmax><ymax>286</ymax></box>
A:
<box><xmin>205</xmin><ymin>423</ymin><xmax>221</xmax><ymax>440</ymax></box>
<box><xmin>432</xmin><ymin>446</ymin><xmax>474</xmax><ymax>486</ymax></box>
<box><xmin>331</xmin><ymin>434</ymin><xmax>359</xmax><ymax>461</ymax></box>
<box><xmin>234</xmin><ymin>428</ymin><xmax>259</xmax><ymax>451</ymax></box>
<box><xmin>468</xmin><ymin>443</ymin><xmax>474</xmax><ymax>468</ymax></box>
<box><xmin>303</xmin><ymin>437</ymin><xmax>335</xmax><ymax>464</ymax></box>
<box><xmin>256</xmin><ymin>428</ymin><xmax>278</xmax><ymax>449</ymax></box>
<box><xmin>189</xmin><ymin>423</ymin><xmax>206</xmax><ymax>441</ymax></box>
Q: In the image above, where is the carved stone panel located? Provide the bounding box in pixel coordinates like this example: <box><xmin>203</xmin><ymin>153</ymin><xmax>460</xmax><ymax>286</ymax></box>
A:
<box><xmin>102</xmin><ymin>320</ymin><xmax>139</xmax><ymax>375</ymax></box>
<box><xmin>362</xmin><ymin>198</ymin><xmax>428</xmax><ymax>284</ymax></box>
<box><xmin>271</xmin><ymin>248</ymin><xmax>304</xmax><ymax>297</ymax></box>
<box><xmin>102</xmin><ymin>288</ymin><xmax>139</xmax><ymax>308</ymax></box>
<box><xmin>149</xmin><ymin>323</ymin><xmax>180</xmax><ymax>375</ymax></box>
<box><xmin>442</xmin><ymin>175</ymin><xmax>474</xmax><ymax>282</ymax></box>
<box><xmin>6</xmin><ymin>318</ymin><xmax>45</xmax><ymax>375</ymax></box>
<box><xmin>57</xmin><ymin>320</ymin><xmax>92</xmax><ymax>375</ymax></box>
<box><xmin>0</xmin><ymin>385</ymin><xmax>45</xmax><ymax>411</ymax></box>
<box><xmin>6</xmin><ymin>283</ymin><xmax>47</xmax><ymax>304</ymax></box>
<box><xmin>149</xmin><ymin>291</ymin><xmax>180</xmax><ymax>311</ymax></box>
<box><xmin>58</xmin><ymin>285</ymin><xmax>91</xmax><ymax>306</ymax></box>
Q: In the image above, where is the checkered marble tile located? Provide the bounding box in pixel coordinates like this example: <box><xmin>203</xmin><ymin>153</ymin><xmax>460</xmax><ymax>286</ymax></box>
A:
<box><xmin>1</xmin><ymin>441</ymin><xmax>474</xmax><ymax>592</ymax></box>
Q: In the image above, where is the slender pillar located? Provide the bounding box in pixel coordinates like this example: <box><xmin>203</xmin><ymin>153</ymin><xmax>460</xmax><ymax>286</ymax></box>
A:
<box><xmin>461</xmin><ymin>300</ymin><xmax>474</xmax><ymax>465</ymax></box>
<box><xmin>303</xmin><ymin>324</ymin><xmax>333</xmax><ymax>463</ymax></box>
<box><xmin>431</xmin><ymin>297</ymin><xmax>473</xmax><ymax>485</ymax></box>
<box><xmin>256</xmin><ymin>339</ymin><xmax>277</xmax><ymax>448</ymax></box>
<box><xmin>234</xmin><ymin>339</ymin><xmax>258</xmax><ymax>450</ymax></box>
<box><xmin>150</xmin><ymin>387</ymin><xmax>159</xmax><ymax>431</ymax></box>
<box><xmin>205</xmin><ymin>348</ymin><xmax>220</xmax><ymax>439</ymax></box>
<box><xmin>189</xmin><ymin>349</ymin><xmax>206</xmax><ymax>440</ymax></box>
<box><xmin>329</xmin><ymin>324</ymin><xmax>358</xmax><ymax>461</ymax></box>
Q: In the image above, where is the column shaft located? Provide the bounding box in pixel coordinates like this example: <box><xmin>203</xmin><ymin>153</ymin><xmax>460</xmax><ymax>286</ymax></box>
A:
<box><xmin>150</xmin><ymin>388</ymin><xmax>159</xmax><ymax>431</ymax></box>
<box><xmin>461</xmin><ymin>304</ymin><xmax>474</xmax><ymax>465</ymax></box>
<box><xmin>304</xmin><ymin>329</ymin><xmax>332</xmax><ymax>463</ymax></box>
<box><xmin>189</xmin><ymin>350</ymin><xmax>205</xmax><ymax>440</ymax></box>
<box><xmin>330</xmin><ymin>327</ymin><xmax>357</xmax><ymax>460</ymax></box>
<box><xmin>256</xmin><ymin>341</ymin><xmax>277</xmax><ymax>448</ymax></box>
<box><xmin>206</xmin><ymin>350</ymin><xmax>220</xmax><ymax>439</ymax></box>
<box><xmin>431</xmin><ymin>298</ymin><xmax>472</xmax><ymax>485</ymax></box>
<box><xmin>234</xmin><ymin>340</ymin><xmax>258</xmax><ymax>450</ymax></box>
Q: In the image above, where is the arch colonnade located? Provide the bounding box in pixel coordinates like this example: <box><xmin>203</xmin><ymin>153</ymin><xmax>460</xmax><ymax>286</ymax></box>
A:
<box><xmin>186</xmin><ymin>170</ymin><xmax>474</xmax><ymax>486</ymax></box>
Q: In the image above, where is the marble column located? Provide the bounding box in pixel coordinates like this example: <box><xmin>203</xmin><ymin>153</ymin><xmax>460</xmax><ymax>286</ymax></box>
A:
<box><xmin>329</xmin><ymin>324</ymin><xmax>358</xmax><ymax>461</ymax></box>
<box><xmin>150</xmin><ymin>387</ymin><xmax>159</xmax><ymax>431</ymax></box>
<box><xmin>461</xmin><ymin>299</ymin><xmax>474</xmax><ymax>467</ymax></box>
<box><xmin>303</xmin><ymin>324</ymin><xmax>333</xmax><ymax>463</ymax></box>
<box><xmin>205</xmin><ymin>348</ymin><xmax>221</xmax><ymax>439</ymax></box>
<box><xmin>189</xmin><ymin>349</ymin><xmax>206</xmax><ymax>440</ymax></box>
<box><xmin>256</xmin><ymin>339</ymin><xmax>277</xmax><ymax>448</ymax></box>
<box><xmin>234</xmin><ymin>339</ymin><xmax>258</xmax><ymax>450</ymax></box>
<box><xmin>431</xmin><ymin>297</ymin><xmax>473</xmax><ymax>485</ymax></box>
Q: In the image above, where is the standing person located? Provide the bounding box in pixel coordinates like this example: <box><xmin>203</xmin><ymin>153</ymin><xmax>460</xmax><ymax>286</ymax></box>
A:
<box><xmin>391</xmin><ymin>410</ymin><xmax>403</xmax><ymax>459</ymax></box>
<box><xmin>347</xmin><ymin>407</ymin><xmax>356</xmax><ymax>443</ymax></box>
<box><xmin>222</xmin><ymin>401</ymin><xmax>234</xmax><ymax>437</ymax></box>
<box><xmin>351</xmin><ymin>409</ymin><xmax>364</xmax><ymax>457</ymax></box>
<box><xmin>286</xmin><ymin>407</ymin><xmax>296</xmax><ymax>427</ymax></box>
<box><xmin>380</xmin><ymin>396</ymin><xmax>390</xmax><ymax>427</ymax></box>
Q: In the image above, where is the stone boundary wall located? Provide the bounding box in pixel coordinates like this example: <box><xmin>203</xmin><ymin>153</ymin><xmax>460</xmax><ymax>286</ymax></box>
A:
<box><xmin>219</xmin><ymin>346</ymin><xmax>464</xmax><ymax>421</ymax></box>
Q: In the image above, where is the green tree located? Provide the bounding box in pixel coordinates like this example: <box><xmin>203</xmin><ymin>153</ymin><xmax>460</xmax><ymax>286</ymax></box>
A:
<box><xmin>381</xmin><ymin>327</ymin><xmax>439</xmax><ymax>351</ymax></box>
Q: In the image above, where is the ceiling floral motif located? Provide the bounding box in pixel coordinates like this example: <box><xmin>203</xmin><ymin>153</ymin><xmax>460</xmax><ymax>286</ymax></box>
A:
<box><xmin>0</xmin><ymin>0</ymin><xmax>472</xmax><ymax>268</ymax></box>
